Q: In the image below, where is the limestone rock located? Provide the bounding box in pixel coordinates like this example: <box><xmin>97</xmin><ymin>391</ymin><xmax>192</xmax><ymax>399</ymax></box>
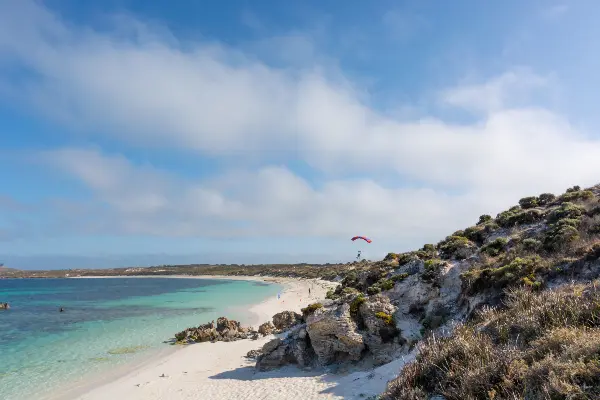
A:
<box><xmin>358</xmin><ymin>294</ymin><xmax>404</xmax><ymax>365</ymax></box>
<box><xmin>258</xmin><ymin>321</ymin><xmax>276</xmax><ymax>336</ymax></box>
<box><xmin>305</xmin><ymin>302</ymin><xmax>365</xmax><ymax>364</ymax></box>
<box><xmin>255</xmin><ymin>325</ymin><xmax>316</xmax><ymax>371</ymax></box>
<box><xmin>272</xmin><ymin>310</ymin><xmax>303</xmax><ymax>331</ymax></box>
<box><xmin>173</xmin><ymin>317</ymin><xmax>252</xmax><ymax>343</ymax></box>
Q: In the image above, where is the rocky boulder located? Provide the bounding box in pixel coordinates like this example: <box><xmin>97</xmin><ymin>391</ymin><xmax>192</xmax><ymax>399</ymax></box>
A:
<box><xmin>258</xmin><ymin>321</ymin><xmax>276</xmax><ymax>336</ymax></box>
<box><xmin>272</xmin><ymin>310</ymin><xmax>303</xmax><ymax>330</ymax></box>
<box><xmin>174</xmin><ymin>317</ymin><xmax>257</xmax><ymax>344</ymax></box>
<box><xmin>255</xmin><ymin>325</ymin><xmax>316</xmax><ymax>371</ymax></box>
<box><xmin>305</xmin><ymin>302</ymin><xmax>365</xmax><ymax>364</ymax></box>
<box><xmin>358</xmin><ymin>294</ymin><xmax>404</xmax><ymax>364</ymax></box>
<box><xmin>245</xmin><ymin>349</ymin><xmax>262</xmax><ymax>359</ymax></box>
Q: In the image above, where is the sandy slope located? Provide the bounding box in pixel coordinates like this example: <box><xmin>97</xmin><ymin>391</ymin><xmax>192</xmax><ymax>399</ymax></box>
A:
<box><xmin>50</xmin><ymin>276</ymin><xmax>413</xmax><ymax>400</ymax></box>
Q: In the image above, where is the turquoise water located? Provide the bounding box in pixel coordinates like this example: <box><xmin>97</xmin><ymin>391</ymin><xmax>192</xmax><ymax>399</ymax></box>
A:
<box><xmin>0</xmin><ymin>277</ymin><xmax>282</xmax><ymax>400</ymax></box>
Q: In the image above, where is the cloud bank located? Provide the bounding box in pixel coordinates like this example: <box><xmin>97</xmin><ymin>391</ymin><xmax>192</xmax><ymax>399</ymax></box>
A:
<box><xmin>1</xmin><ymin>1</ymin><xmax>600</xmax><ymax>262</ymax></box>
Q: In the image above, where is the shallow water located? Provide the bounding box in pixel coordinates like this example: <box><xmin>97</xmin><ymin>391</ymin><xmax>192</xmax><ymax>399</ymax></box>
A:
<box><xmin>0</xmin><ymin>277</ymin><xmax>281</xmax><ymax>400</ymax></box>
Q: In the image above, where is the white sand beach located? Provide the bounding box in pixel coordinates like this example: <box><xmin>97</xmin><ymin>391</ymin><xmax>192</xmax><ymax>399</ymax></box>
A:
<box><xmin>49</xmin><ymin>276</ymin><xmax>414</xmax><ymax>400</ymax></box>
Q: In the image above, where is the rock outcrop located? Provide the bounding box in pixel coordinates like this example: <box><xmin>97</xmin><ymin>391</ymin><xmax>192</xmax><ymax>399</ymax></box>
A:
<box><xmin>174</xmin><ymin>317</ymin><xmax>256</xmax><ymax>343</ymax></box>
<box><xmin>272</xmin><ymin>310</ymin><xmax>303</xmax><ymax>331</ymax></box>
<box><xmin>305</xmin><ymin>302</ymin><xmax>365</xmax><ymax>364</ymax></box>
<box><xmin>245</xmin><ymin>349</ymin><xmax>262</xmax><ymax>359</ymax></box>
<box><xmin>358</xmin><ymin>294</ymin><xmax>404</xmax><ymax>364</ymax></box>
<box><xmin>258</xmin><ymin>321</ymin><xmax>276</xmax><ymax>336</ymax></box>
<box><xmin>255</xmin><ymin>324</ymin><xmax>316</xmax><ymax>371</ymax></box>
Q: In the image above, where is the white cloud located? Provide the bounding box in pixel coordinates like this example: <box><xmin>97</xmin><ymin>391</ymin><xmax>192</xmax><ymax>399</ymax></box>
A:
<box><xmin>41</xmin><ymin>148</ymin><xmax>477</xmax><ymax>243</ymax></box>
<box><xmin>3</xmin><ymin>1</ymin><xmax>600</xmax><ymax>255</ymax></box>
<box><xmin>439</xmin><ymin>68</ymin><xmax>550</xmax><ymax>113</ymax></box>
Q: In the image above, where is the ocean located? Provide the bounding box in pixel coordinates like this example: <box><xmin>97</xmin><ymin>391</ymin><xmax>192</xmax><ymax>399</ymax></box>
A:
<box><xmin>0</xmin><ymin>277</ymin><xmax>282</xmax><ymax>400</ymax></box>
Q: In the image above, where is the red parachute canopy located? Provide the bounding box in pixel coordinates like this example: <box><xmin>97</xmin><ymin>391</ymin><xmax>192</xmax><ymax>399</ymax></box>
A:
<box><xmin>351</xmin><ymin>236</ymin><xmax>372</xmax><ymax>243</ymax></box>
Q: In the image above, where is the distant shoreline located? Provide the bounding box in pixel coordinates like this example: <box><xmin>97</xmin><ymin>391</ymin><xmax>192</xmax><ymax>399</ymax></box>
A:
<box><xmin>68</xmin><ymin>274</ymin><xmax>274</xmax><ymax>281</ymax></box>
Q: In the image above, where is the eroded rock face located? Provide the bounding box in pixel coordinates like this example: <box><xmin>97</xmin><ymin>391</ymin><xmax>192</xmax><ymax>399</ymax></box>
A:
<box><xmin>272</xmin><ymin>311</ymin><xmax>303</xmax><ymax>331</ymax></box>
<box><xmin>258</xmin><ymin>321</ymin><xmax>276</xmax><ymax>336</ymax></box>
<box><xmin>255</xmin><ymin>325</ymin><xmax>316</xmax><ymax>371</ymax></box>
<box><xmin>358</xmin><ymin>294</ymin><xmax>404</xmax><ymax>365</ymax></box>
<box><xmin>174</xmin><ymin>317</ymin><xmax>257</xmax><ymax>343</ymax></box>
<box><xmin>305</xmin><ymin>302</ymin><xmax>365</xmax><ymax>364</ymax></box>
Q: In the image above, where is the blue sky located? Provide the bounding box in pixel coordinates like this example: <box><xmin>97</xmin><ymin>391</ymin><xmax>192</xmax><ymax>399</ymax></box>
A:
<box><xmin>2</xmin><ymin>0</ymin><xmax>600</xmax><ymax>269</ymax></box>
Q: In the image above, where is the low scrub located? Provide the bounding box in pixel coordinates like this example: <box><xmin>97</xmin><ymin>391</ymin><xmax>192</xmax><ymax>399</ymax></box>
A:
<box><xmin>422</xmin><ymin>259</ymin><xmax>446</xmax><ymax>286</ymax></box>
<box><xmin>496</xmin><ymin>206</ymin><xmax>544</xmax><ymax>228</ymax></box>
<box><xmin>301</xmin><ymin>303</ymin><xmax>323</xmax><ymax>317</ymax></box>
<box><xmin>382</xmin><ymin>283</ymin><xmax>600</xmax><ymax>400</ymax></box>
<box><xmin>558</xmin><ymin>187</ymin><xmax>594</xmax><ymax>204</ymax></box>
<box><xmin>480</xmin><ymin>237</ymin><xmax>508</xmax><ymax>257</ymax></box>
<box><xmin>461</xmin><ymin>256</ymin><xmax>547</xmax><ymax>294</ymax></box>
<box><xmin>438</xmin><ymin>236</ymin><xmax>474</xmax><ymax>259</ymax></box>
<box><xmin>546</xmin><ymin>202</ymin><xmax>585</xmax><ymax>224</ymax></box>
<box><xmin>375</xmin><ymin>311</ymin><xmax>394</xmax><ymax>326</ymax></box>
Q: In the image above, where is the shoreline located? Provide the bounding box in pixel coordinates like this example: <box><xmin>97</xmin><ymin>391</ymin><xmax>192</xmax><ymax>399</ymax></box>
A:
<box><xmin>47</xmin><ymin>276</ymin><xmax>337</xmax><ymax>400</ymax></box>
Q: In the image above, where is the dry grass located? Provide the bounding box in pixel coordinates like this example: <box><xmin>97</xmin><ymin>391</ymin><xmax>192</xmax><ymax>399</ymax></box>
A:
<box><xmin>382</xmin><ymin>283</ymin><xmax>600</xmax><ymax>400</ymax></box>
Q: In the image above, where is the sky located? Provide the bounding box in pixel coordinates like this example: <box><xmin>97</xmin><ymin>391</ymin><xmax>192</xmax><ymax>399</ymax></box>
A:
<box><xmin>2</xmin><ymin>0</ymin><xmax>600</xmax><ymax>269</ymax></box>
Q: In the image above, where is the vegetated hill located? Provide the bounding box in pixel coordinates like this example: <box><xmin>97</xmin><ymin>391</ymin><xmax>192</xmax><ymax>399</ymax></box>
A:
<box><xmin>250</xmin><ymin>183</ymin><xmax>600</xmax><ymax>400</ymax></box>
<box><xmin>376</xmin><ymin>183</ymin><xmax>600</xmax><ymax>399</ymax></box>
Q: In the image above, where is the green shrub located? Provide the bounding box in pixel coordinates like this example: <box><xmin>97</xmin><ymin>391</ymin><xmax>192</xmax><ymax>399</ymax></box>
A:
<box><xmin>350</xmin><ymin>294</ymin><xmax>366</xmax><ymax>315</ymax></box>
<box><xmin>383</xmin><ymin>252</ymin><xmax>398</xmax><ymax>261</ymax></box>
<box><xmin>477</xmin><ymin>214</ymin><xmax>493</xmax><ymax>225</ymax></box>
<box><xmin>481</xmin><ymin>237</ymin><xmax>508</xmax><ymax>257</ymax></box>
<box><xmin>379</xmin><ymin>279</ymin><xmax>395</xmax><ymax>291</ymax></box>
<box><xmin>422</xmin><ymin>259</ymin><xmax>445</xmax><ymax>284</ymax></box>
<box><xmin>519</xmin><ymin>196</ymin><xmax>539</xmax><ymax>209</ymax></box>
<box><xmin>558</xmin><ymin>189</ymin><xmax>594</xmax><ymax>203</ymax></box>
<box><xmin>521</xmin><ymin>238</ymin><xmax>542</xmax><ymax>252</ymax></box>
<box><xmin>496</xmin><ymin>208</ymin><xmax>544</xmax><ymax>228</ymax></box>
<box><xmin>341</xmin><ymin>271</ymin><xmax>359</xmax><ymax>288</ymax></box>
<box><xmin>546</xmin><ymin>202</ymin><xmax>585</xmax><ymax>223</ymax></box>
<box><xmin>537</xmin><ymin>192</ymin><xmax>556</xmax><ymax>205</ymax></box>
<box><xmin>325</xmin><ymin>289</ymin><xmax>337</xmax><ymax>300</ymax></box>
<box><xmin>396</xmin><ymin>252</ymin><xmax>416</xmax><ymax>266</ymax></box>
<box><xmin>438</xmin><ymin>236</ymin><xmax>474</xmax><ymax>259</ymax></box>
<box><xmin>415</xmin><ymin>244</ymin><xmax>437</xmax><ymax>260</ymax></box>
<box><xmin>301</xmin><ymin>302</ymin><xmax>323</xmax><ymax>317</ymax></box>
<box><xmin>422</xmin><ymin>244</ymin><xmax>435</xmax><ymax>252</ymax></box>
<box><xmin>341</xmin><ymin>287</ymin><xmax>360</xmax><ymax>296</ymax></box>
<box><xmin>367</xmin><ymin>285</ymin><xmax>382</xmax><ymax>295</ymax></box>
<box><xmin>390</xmin><ymin>273</ymin><xmax>409</xmax><ymax>282</ymax></box>
<box><xmin>566</xmin><ymin>185</ymin><xmax>581</xmax><ymax>193</ymax></box>
<box><xmin>543</xmin><ymin>223</ymin><xmax>580</xmax><ymax>252</ymax></box>
<box><xmin>375</xmin><ymin>312</ymin><xmax>394</xmax><ymax>326</ymax></box>
<box><xmin>463</xmin><ymin>225</ymin><xmax>488</xmax><ymax>244</ymax></box>
<box><xmin>461</xmin><ymin>256</ymin><xmax>546</xmax><ymax>293</ymax></box>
